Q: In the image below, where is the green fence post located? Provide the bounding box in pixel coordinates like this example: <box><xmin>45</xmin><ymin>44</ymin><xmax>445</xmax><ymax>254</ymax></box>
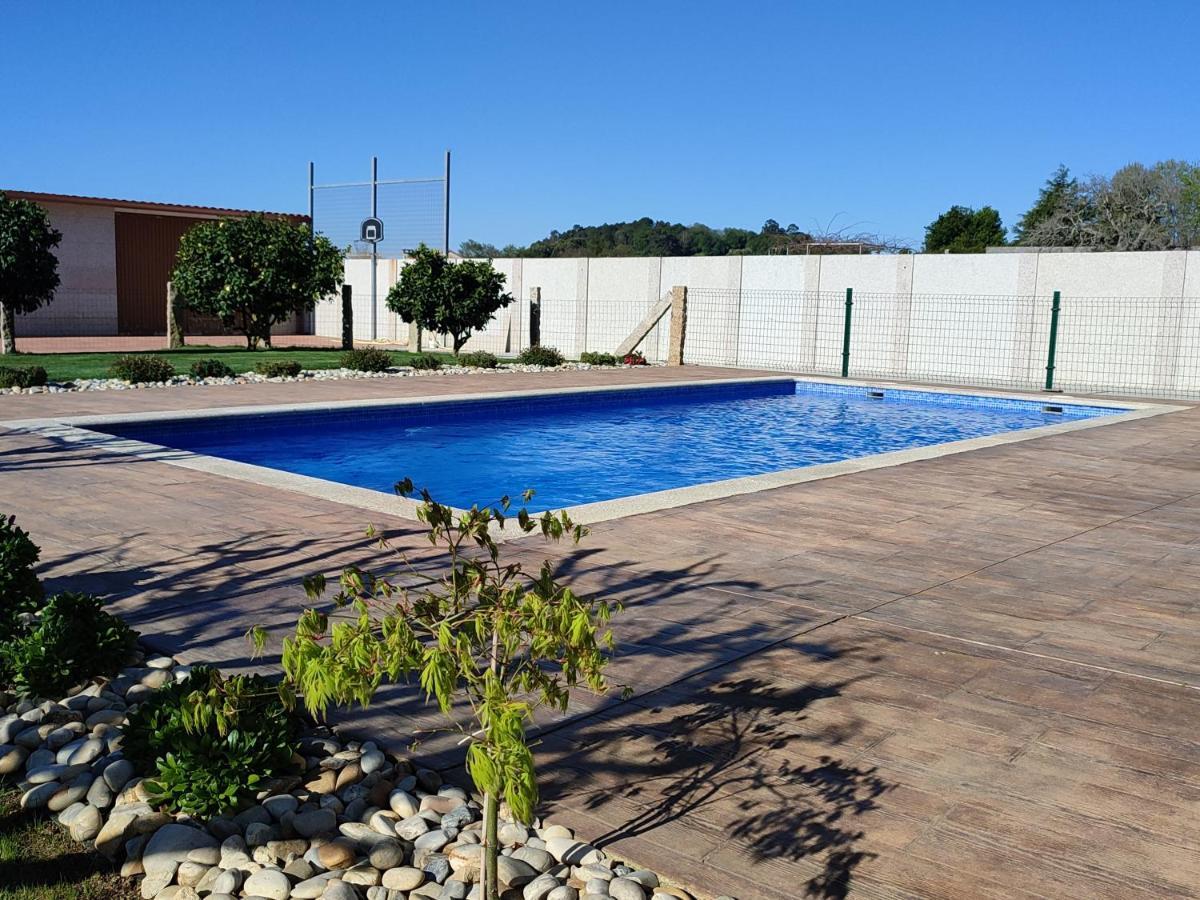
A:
<box><xmin>1044</xmin><ymin>290</ymin><xmax>1061</xmax><ymax>391</ymax></box>
<box><xmin>840</xmin><ymin>288</ymin><xmax>854</xmax><ymax>377</ymax></box>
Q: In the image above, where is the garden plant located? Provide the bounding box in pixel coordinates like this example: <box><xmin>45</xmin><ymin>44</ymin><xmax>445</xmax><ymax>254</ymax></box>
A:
<box><xmin>124</xmin><ymin>666</ymin><xmax>298</xmax><ymax>818</ymax></box>
<box><xmin>255</xmin><ymin>482</ymin><xmax>623</xmax><ymax>900</ymax></box>
<box><xmin>0</xmin><ymin>192</ymin><xmax>61</xmax><ymax>355</ymax></box>
<box><xmin>517</xmin><ymin>345</ymin><xmax>564</xmax><ymax>367</ymax></box>
<box><xmin>386</xmin><ymin>245</ymin><xmax>513</xmax><ymax>353</ymax></box>
<box><xmin>339</xmin><ymin>346</ymin><xmax>395</xmax><ymax>372</ymax></box>
<box><xmin>172</xmin><ymin>214</ymin><xmax>344</xmax><ymax>349</ymax></box>
<box><xmin>108</xmin><ymin>355</ymin><xmax>177</xmax><ymax>383</ymax></box>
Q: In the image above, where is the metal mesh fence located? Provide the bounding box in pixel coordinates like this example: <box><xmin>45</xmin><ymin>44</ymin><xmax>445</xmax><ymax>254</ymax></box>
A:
<box><xmin>312</xmin><ymin>179</ymin><xmax>445</xmax><ymax>258</ymax></box>
<box><xmin>682</xmin><ymin>287</ymin><xmax>1200</xmax><ymax>399</ymax></box>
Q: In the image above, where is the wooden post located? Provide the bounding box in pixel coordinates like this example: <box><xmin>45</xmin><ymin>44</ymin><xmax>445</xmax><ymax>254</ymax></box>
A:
<box><xmin>667</xmin><ymin>285</ymin><xmax>687</xmax><ymax>365</ymax></box>
<box><xmin>529</xmin><ymin>287</ymin><xmax>542</xmax><ymax>347</ymax></box>
<box><xmin>341</xmin><ymin>284</ymin><xmax>354</xmax><ymax>350</ymax></box>
<box><xmin>167</xmin><ymin>281</ymin><xmax>185</xmax><ymax>348</ymax></box>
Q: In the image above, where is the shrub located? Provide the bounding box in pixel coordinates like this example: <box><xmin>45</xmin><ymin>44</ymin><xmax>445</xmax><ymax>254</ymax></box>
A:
<box><xmin>622</xmin><ymin>351</ymin><xmax>648</xmax><ymax>366</ymax></box>
<box><xmin>109</xmin><ymin>354</ymin><xmax>177</xmax><ymax>383</ymax></box>
<box><xmin>254</xmin><ymin>359</ymin><xmax>303</xmax><ymax>378</ymax></box>
<box><xmin>408</xmin><ymin>353</ymin><xmax>442</xmax><ymax>371</ymax></box>
<box><xmin>339</xmin><ymin>347</ymin><xmax>395</xmax><ymax>372</ymax></box>
<box><xmin>124</xmin><ymin>666</ymin><xmax>298</xmax><ymax>817</ymax></box>
<box><xmin>267</xmin><ymin>484</ymin><xmax>621</xmax><ymax>898</ymax></box>
<box><xmin>579</xmin><ymin>352</ymin><xmax>618</xmax><ymax>367</ymax></box>
<box><xmin>2</xmin><ymin>592</ymin><xmax>136</xmax><ymax>698</ymax></box>
<box><xmin>172</xmin><ymin>214</ymin><xmax>343</xmax><ymax>349</ymax></box>
<box><xmin>518</xmin><ymin>345</ymin><xmax>564</xmax><ymax>367</ymax></box>
<box><xmin>189</xmin><ymin>358</ymin><xmax>235</xmax><ymax>379</ymax></box>
<box><xmin>0</xmin><ymin>365</ymin><xmax>49</xmax><ymax>388</ymax></box>
<box><xmin>0</xmin><ymin>513</ymin><xmax>43</xmax><ymax>633</ymax></box>
<box><xmin>457</xmin><ymin>350</ymin><xmax>498</xmax><ymax>369</ymax></box>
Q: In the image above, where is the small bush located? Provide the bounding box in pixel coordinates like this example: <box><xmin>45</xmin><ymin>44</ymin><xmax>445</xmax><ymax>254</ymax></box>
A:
<box><xmin>254</xmin><ymin>359</ymin><xmax>303</xmax><ymax>378</ymax></box>
<box><xmin>340</xmin><ymin>347</ymin><xmax>395</xmax><ymax>372</ymax></box>
<box><xmin>2</xmin><ymin>592</ymin><xmax>136</xmax><ymax>698</ymax></box>
<box><xmin>124</xmin><ymin>666</ymin><xmax>298</xmax><ymax>817</ymax></box>
<box><xmin>580</xmin><ymin>352</ymin><xmax>618</xmax><ymax>367</ymax></box>
<box><xmin>0</xmin><ymin>514</ymin><xmax>43</xmax><ymax>633</ymax></box>
<box><xmin>109</xmin><ymin>355</ymin><xmax>177</xmax><ymax>383</ymax></box>
<box><xmin>408</xmin><ymin>353</ymin><xmax>442</xmax><ymax>371</ymax></box>
<box><xmin>189</xmin><ymin>358</ymin><xmax>235</xmax><ymax>379</ymax></box>
<box><xmin>518</xmin><ymin>345</ymin><xmax>564</xmax><ymax>367</ymax></box>
<box><xmin>0</xmin><ymin>365</ymin><xmax>49</xmax><ymax>389</ymax></box>
<box><xmin>622</xmin><ymin>351</ymin><xmax>649</xmax><ymax>366</ymax></box>
<box><xmin>457</xmin><ymin>350</ymin><xmax>498</xmax><ymax>369</ymax></box>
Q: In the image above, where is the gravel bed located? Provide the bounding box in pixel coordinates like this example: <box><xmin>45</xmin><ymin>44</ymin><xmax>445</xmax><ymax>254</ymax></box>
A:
<box><xmin>0</xmin><ymin>648</ymin><xmax>730</xmax><ymax>900</ymax></box>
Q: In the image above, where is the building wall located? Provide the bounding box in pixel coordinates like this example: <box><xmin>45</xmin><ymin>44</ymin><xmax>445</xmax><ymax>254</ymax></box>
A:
<box><xmin>15</xmin><ymin>199</ymin><xmax>304</xmax><ymax>338</ymax></box>
<box><xmin>16</xmin><ymin>202</ymin><xmax>119</xmax><ymax>336</ymax></box>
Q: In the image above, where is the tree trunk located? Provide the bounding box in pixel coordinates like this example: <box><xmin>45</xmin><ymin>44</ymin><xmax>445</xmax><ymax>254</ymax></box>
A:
<box><xmin>0</xmin><ymin>303</ymin><xmax>14</xmax><ymax>354</ymax></box>
<box><xmin>482</xmin><ymin>790</ymin><xmax>499</xmax><ymax>900</ymax></box>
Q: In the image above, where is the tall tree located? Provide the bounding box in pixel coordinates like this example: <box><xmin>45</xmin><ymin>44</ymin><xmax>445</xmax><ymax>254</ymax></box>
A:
<box><xmin>387</xmin><ymin>244</ymin><xmax>513</xmax><ymax>353</ymax></box>
<box><xmin>1014</xmin><ymin>165</ymin><xmax>1076</xmax><ymax>244</ymax></box>
<box><xmin>923</xmin><ymin>205</ymin><xmax>1007</xmax><ymax>253</ymax></box>
<box><xmin>0</xmin><ymin>193</ymin><xmax>61</xmax><ymax>354</ymax></box>
<box><xmin>1022</xmin><ymin>160</ymin><xmax>1200</xmax><ymax>250</ymax></box>
<box><xmin>172</xmin><ymin>214</ymin><xmax>344</xmax><ymax>349</ymax></box>
<box><xmin>459</xmin><ymin>239</ymin><xmax>503</xmax><ymax>258</ymax></box>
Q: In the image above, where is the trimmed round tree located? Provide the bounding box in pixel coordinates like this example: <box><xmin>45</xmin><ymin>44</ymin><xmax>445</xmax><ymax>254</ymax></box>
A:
<box><xmin>172</xmin><ymin>214</ymin><xmax>344</xmax><ymax>349</ymax></box>
<box><xmin>386</xmin><ymin>244</ymin><xmax>513</xmax><ymax>354</ymax></box>
<box><xmin>0</xmin><ymin>193</ymin><xmax>62</xmax><ymax>354</ymax></box>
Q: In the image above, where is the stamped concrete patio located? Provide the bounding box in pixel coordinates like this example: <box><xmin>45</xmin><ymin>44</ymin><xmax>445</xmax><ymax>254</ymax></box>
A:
<box><xmin>2</xmin><ymin>368</ymin><xmax>1198</xmax><ymax>899</ymax></box>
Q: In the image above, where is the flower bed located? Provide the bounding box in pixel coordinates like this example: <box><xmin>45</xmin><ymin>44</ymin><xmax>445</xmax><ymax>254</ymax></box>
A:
<box><xmin>0</xmin><ymin>361</ymin><xmax>661</xmax><ymax>396</ymax></box>
<box><xmin>0</xmin><ymin>647</ymin><xmax>717</xmax><ymax>900</ymax></box>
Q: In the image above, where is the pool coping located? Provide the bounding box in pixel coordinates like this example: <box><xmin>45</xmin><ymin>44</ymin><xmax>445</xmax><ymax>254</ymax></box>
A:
<box><xmin>3</xmin><ymin>374</ymin><xmax>1187</xmax><ymax>533</ymax></box>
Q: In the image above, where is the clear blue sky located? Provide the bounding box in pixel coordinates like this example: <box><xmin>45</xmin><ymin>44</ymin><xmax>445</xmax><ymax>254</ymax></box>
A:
<box><xmin>3</xmin><ymin>1</ymin><xmax>1197</xmax><ymax>250</ymax></box>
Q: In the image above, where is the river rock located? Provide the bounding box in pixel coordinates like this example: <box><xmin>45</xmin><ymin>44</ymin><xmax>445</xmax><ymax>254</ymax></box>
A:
<box><xmin>498</xmin><ymin>856</ymin><xmax>540</xmax><ymax>888</ymax></box>
<box><xmin>609</xmin><ymin>878</ymin><xmax>648</xmax><ymax>900</ymax></box>
<box><xmin>69</xmin><ymin>804</ymin><xmax>103</xmax><ymax>841</ymax></box>
<box><xmin>20</xmin><ymin>782</ymin><xmax>59</xmax><ymax>809</ymax></box>
<box><xmin>102</xmin><ymin>758</ymin><xmax>135</xmax><ymax>792</ymax></box>
<box><xmin>0</xmin><ymin>745</ymin><xmax>27</xmax><ymax>775</ymax></box>
<box><xmin>143</xmin><ymin>824</ymin><xmax>220</xmax><ymax>889</ymax></box>
<box><xmin>262</xmin><ymin>793</ymin><xmax>298</xmax><ymax>819</ymax></box>
<box><xmin>242</xmin><ymin>867</ymin><xmax>291</xmax><ymax>900</ymax></box>
<box><xmin>294</xmin><ymin>807</ymin><xmax>337</xmax><ymax>838</ymax></box>
<box><xmin>382</xmin><ymin>866</ymin><xmax>426</xmax><ymax>890</ymax></box>
<box><xmin>513</xmin><ymin>847</ymin><xmax>555</xmax><ymax>873</ymax></box>
<box><xmin>546</xmin><ymin>838</ymin><xmax>600</xmax><ymax>866</ymax></box>
<box><xmin>368</xmin><ymin>837</ymin><xmax>405</xmax><ymax>870</ymax></box>
<box><xmin>318</xmin><ymin>839</ymin><xmax>358</xmax><ymax>869</ymax></box>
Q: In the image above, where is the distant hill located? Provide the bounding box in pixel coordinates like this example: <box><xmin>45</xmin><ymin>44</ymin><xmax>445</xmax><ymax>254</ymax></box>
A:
<box><xmin>460</xmin><ymin>218</ymin><xmax>906</xmax><ymax>258</ymax></box>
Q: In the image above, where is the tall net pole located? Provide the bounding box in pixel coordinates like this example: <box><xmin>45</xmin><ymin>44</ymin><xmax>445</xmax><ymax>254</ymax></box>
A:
<box><xmin>443</xmin><ymin>150</ymin><xmax>451</xmax><ymax>257</ymax></box>
<box><xmin>371</xmin><ymin>155</ymin><xmax>378</xmax><ymax>341</ymax></box>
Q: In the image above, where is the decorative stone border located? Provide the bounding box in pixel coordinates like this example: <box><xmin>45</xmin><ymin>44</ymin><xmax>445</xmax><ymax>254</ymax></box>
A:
<box><xmin>0</xmin><ymin>647</ymin><xmax>729</xmax><ymax>900</ymax></box>
<box><xmin>1</xmin><ymin>362</ymin><xmax>655</xmax><ymax>396</ymax></box>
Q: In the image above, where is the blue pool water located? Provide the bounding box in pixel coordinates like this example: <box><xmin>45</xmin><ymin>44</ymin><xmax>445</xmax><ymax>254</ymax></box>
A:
<box><xmin>97</xmin><ymin>381</ymin><xmax>1124</xmax><ymax>511</ymax></box>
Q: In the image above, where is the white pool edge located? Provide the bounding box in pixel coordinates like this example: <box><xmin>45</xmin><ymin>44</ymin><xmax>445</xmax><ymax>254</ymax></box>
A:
<box><xmin>3</xmin><ymin>375</ymin><xmax>1187</xmax><ymax>535</ymax></box>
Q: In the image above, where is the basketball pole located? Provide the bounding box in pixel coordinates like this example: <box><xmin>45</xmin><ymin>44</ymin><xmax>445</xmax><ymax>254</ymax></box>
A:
<box><xmin>370</xmin><ymin>155</ymin><xmax>378</xmax><ymax>342</ymax></box>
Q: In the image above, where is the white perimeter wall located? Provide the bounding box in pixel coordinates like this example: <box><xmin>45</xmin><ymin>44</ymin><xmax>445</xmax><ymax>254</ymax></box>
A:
<box><xmin>320</xmin><ymin>250</ymin><xmax>1200</xmax><ymax>397</ymax></box>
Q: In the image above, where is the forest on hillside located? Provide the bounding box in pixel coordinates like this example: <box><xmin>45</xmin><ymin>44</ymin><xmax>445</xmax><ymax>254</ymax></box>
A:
<box><xmin>460</xmin><ymin>219</ymin><xmax>906</xmax><ymax>258</ymax></box>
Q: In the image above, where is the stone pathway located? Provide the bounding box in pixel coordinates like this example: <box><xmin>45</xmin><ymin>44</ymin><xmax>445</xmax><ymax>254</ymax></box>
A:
<box><xmin>2</xmin><ymin>368</ymin><xmax>1199</xmax><ymax>899</ymax></box>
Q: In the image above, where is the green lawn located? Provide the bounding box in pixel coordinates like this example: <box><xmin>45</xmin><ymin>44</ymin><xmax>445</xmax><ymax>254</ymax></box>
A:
<box><xmin>1</xmin><ymin>346</ymin><xmax>459</xmax><ymax>383</ymax></box>
<box><xmin>0</xmin><ymin>789</ymin><xmax>136</xmax><ymax>900</ymax></box>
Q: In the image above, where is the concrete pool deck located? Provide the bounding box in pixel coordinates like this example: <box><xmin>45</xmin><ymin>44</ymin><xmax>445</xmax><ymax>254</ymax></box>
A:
<box><xmin>2</xmin><ymin>367</ymin><xmax>1199</xmax><ymax>899</ymax></box>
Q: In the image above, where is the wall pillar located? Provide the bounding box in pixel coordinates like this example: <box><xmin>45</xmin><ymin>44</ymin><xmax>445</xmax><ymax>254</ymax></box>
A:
<box><xmin>668</xmin><ymin>286</ymin><xmax>688</xmax><ymax>365</ymax></box>
<box><xmin>166</xmin><ymin>281</ymin><xmax>185</xmax><ymax>348</ymax></box>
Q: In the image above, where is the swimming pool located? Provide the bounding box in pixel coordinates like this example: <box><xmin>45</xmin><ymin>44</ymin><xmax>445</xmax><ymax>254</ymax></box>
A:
<box><xmin>93</xmin><ymin>380</ymin><xmax>1127</xmax><ymax>513</ymax></box>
